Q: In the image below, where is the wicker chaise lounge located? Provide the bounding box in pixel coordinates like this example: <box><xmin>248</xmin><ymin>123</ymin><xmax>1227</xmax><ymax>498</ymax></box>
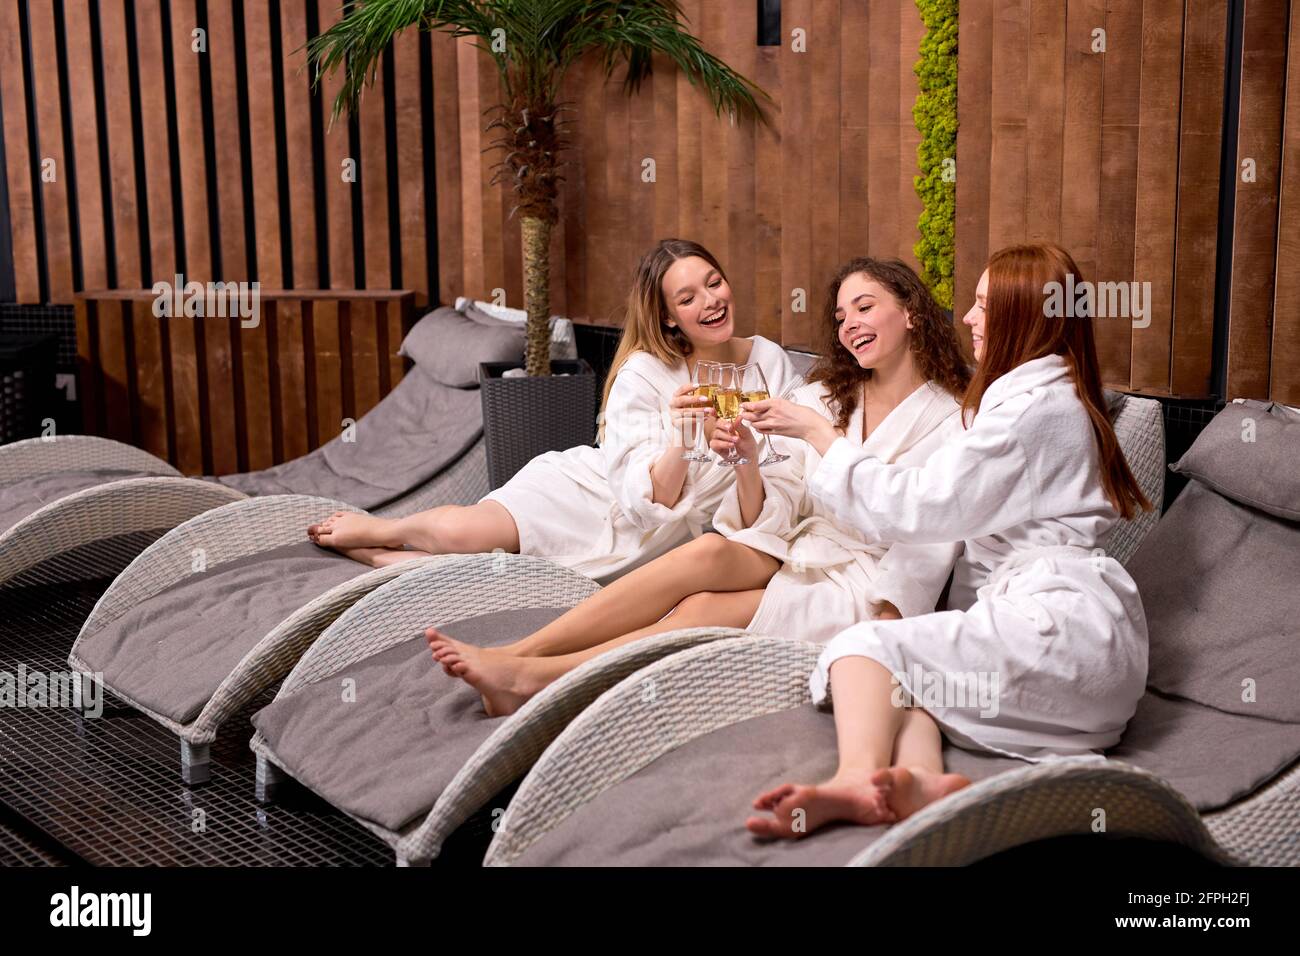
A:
<box><xmin>0</xmin><ymin>304</ymin><xmax>502</xmax><ymax>590</ymax></box>
<box><xmin>0</xmin><ymin>436</ymin><xmax>245</xmax><ymax>589</ymax></box>
<box><xmin>482</xmin><ymin>634</ymin><xmax>1298</xmax><ymax>867</ymax></box>
<box><xmin>247</xmin><ymin>552</ymin><xmax>747</xmax><ymax>866</ymax></box>
<box><xmin>484</xmin><ymin>399</ymin><xmax>1300</xmax><ymax>867</ymax></box>
<box><xmin>66</xmin><ymin>494</ymin><xmax>460</xmax><ymax>783</ymax></box>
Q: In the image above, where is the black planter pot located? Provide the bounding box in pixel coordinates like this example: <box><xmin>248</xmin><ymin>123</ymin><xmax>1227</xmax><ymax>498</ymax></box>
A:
<box><xmin>479</xmin><ymin>358</ymin><xmax>597</xmax><ymax>489</ymax></box>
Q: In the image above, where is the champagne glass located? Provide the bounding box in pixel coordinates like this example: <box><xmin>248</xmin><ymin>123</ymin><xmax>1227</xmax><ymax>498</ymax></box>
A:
<box><xmin>712</xmin><ymin>363</ymin><xmax>747</xmax><ymax>466</ymax></box>
<box><xmin>739</xmin><ymin>363</ymin><xmax>790</xmax><ymax>466</ymax></box>
<box><xmin>681</xmin><ymin>360</ymin><xmax>720</xmax><ymax>462</ymax></box>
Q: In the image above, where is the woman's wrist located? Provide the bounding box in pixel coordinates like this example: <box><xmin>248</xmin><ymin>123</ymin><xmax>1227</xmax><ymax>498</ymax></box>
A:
<box><xmin>805</xmin><ymin>418</ymin><xmax>839</xmax><ymax>457</ymax></box>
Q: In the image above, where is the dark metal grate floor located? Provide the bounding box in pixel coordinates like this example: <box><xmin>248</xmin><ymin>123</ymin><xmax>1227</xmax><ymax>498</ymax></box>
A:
<box><xmin>0</xmin><ymin>577</ymin><xmax>405</xmax><ymax>866</ymax></box>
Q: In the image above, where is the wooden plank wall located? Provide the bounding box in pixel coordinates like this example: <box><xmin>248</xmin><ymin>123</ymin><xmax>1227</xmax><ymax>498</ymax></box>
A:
<box><xmin>958</xmin><ymin>0</ymin><xmax>1234</xmax><ymax>399</ymax></box>
<box><xmin>6</xmin><ymin>1</ymin><xmax>1299</xmax><ymax>401</ymax></box>
<box><xmin>434</xmin><ymin>0</ymin><xmax>928</xmax><ymax>349</ymax></box>
<box><xmin>74</xmin><ymin>290</ymin><xmax>412</xmax><ymax>475</ymax></box>
<box><xmin>1229</xmin><ymin>0</ymin><xmax>1298</xmax><ymax>405</ymax></box>
<box><xmin>0</xmin><ymin>0</ymin><xmax>436</xmax><ymax>306</ymax></box>
<box><xmin>1271</xmin><ymin>0</ymin><xmax>1300</xmax><ymax>406</ymax></box>
<box><xmin>0</xmin><ymin>0</ymin><xmax>927</xmax><ymax>353</ymax></box>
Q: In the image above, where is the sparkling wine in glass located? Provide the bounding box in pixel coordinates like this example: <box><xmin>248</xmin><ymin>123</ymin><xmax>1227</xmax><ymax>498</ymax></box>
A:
<box><xmin>713</xmin><ymin>364</ymin><xmax>747</xmax><ymax>466</ymax></box>
<box><xmin>741</xmin><ymin>363</ymin><xmax>790</xmax><ymax>466</ymax></box>
<box><xmin>681</xmin><ymin>360</ymin><xmax>719</xmax><ymax>462</ymax></box>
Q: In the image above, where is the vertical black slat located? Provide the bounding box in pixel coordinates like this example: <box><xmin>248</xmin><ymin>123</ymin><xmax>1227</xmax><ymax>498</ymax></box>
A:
<box><xmin>192</xmin><ymin>314</ymin><xmax>212</xmax><ymax>474</ymax></box>
<box><xmin>0</xmin><ymin>76</ymin><xmax>15</xmax><ymax>303</ymax></box>
<box><xmin>418</xmin><ymin>29</ymin><xmax>437</xmax><ymax>306</ymax></box>
<box><xmin>383</xmin><ymin>45</ymin><xmax>401</xmax><ymax>289</ymax></box>
<box><xmin>228</xmin><ymin>315</ymin><xmax>247</xmax><ymax>471</ymax></box>
<box><xmin>84</xmin><ymin>300</ymin><xmax>105</xmax><ymax>433</ymax></box>
<box><xmin>194</xmin><ymin>0</ymin><xmax>222</xmax><ymax>278</ymax></box>
<box><xmin>88</xmin><ymin>0</ymin><xmax>117</xmax><ymax>288</ymax></box>
<box><xmin>231</xmin><ymin>0</ymin><xmax>258</xmax><ymax>282</ymax></box>
<box><xmin>119</xmin><ymin>300</ymin><xmax>140</xmax><ymax>443</ymax></box>
<box><xmin>268</xmin><ymin>0</ymin><xmax>294</xmax><ymax>288</ymax></box>
<box><xmin>347</xmin><ymin>110</ymin><xmax>365</xmax><ymax>287</ymax></box>
<box><xmin>158</xmin><ymin>0</ymin><xmax>188</xmax><ymax>274</ymax></box>
<box><xmin>337</xmin><ymin>297</ymin><xmax>353</xmax><ymax>422</ymax></box>
<box><xmin>305</xmin><ymin>0</ymin><xmax>329</xmax><ymax>287</ymax></box>
<box><xmin>52</xmin><ymin>0</ymin><xmax>84</xmax><ymax>293</ymax></box>
<box><xmin>757</xmin><ymin>0</ymin><xmax>782</xmax><ymax>46</ymax></box>
<box><xmin>1210</xmin><ymin>0</ymin><xmax>1245</xmax><ymax>400</ymax></box>
<box><xmin>265</xmin><ymin>299</ymin><xmax>283</xmax><ymax>462</ymax></box>
<box><xmin>158</xmin><ymin>300</ymin><xmax>176</xmax><ymax>464</ymax></box>
<box><xmin>375</xmin><ymin>298</ymin><xmax>390</xmax><ymax>394</ymax></box>
<box><xmin>123</xmin><ymin>0</ymin><xmax>153</xmax><ymax>283</ymax></box>
<box><xmin>19</xmin><ymin>0</ymin><xmax>51</xmax><ymax>304</ymax></box>
<box><xmin>301</xmin><ymin>299</ymin><xmax>318</xmax><ymax>448</ymax></box>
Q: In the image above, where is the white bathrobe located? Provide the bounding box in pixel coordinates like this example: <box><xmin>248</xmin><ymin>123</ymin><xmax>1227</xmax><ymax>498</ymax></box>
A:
<box><xmin>713</xmin><ymin>380</ymin><xmax>964</xmax><ymax>644</ymax></box>
<box><xmin>807</xmin><ymin>354</ymin><xmax>1149</xmax><ymax>762</ymax></box>
<box><xmin>483</xmin><ymin>336</ymin><xmax>802</xmax><ymax>583</ymax></box>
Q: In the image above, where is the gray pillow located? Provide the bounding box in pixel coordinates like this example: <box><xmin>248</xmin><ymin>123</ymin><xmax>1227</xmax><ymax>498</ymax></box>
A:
<box><xmin>398</xmin><ymin>306</ymin><xmax>524</xmax><ymax>387</ymax></box>
<box><xmin>1170</xmin><ymin>400</ymin><xmax>1300</xmax><ymax>520</ymax></box>
<box><xmin>460</xmin><ymin>300</ymin><xmax>579</xmax><ymax>362</ymax></box>
<box><xmin>1127</xmin><ymin>478</ymin><xmax>1300</xmax><ymax>723</ymax></box>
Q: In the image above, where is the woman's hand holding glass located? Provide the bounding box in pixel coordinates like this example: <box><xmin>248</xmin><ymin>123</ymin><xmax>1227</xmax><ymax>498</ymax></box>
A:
<box><xmin>674</xmin><ymin>370</ymin><xmax>717</xmax><ymax>462</ymax></box>
<box><xmin>709</xmin><ymin>417</ymin><xmax>760</xmax><ymax>463</ymax></box>
<box><xmin>741</xmin><ymin>397</ymin><xmax>839</xmax><ymax>455</ymax></box>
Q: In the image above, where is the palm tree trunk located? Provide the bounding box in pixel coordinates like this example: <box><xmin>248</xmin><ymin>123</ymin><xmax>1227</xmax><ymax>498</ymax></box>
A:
<box><xmin>522</xmin><ymin>216</ymin><xmax>553</xmax><ymax>377</ymax></box>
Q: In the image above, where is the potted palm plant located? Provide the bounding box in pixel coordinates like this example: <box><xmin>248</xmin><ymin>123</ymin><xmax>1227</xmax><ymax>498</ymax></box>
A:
<box><xmin>309</xmin><ymin>0</ymin><xmax>767</xmax><ymax>486</ymax></box>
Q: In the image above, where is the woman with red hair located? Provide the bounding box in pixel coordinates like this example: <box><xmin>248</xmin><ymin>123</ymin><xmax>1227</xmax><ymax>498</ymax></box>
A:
<box><xmin>743</xmin><ymin>243</ymin><xmax>1152</xmax><ymax>836</ymax></box>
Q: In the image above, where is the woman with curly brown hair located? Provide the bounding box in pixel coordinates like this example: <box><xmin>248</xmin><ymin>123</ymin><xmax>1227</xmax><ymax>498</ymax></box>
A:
<box><xmin>427</xmin><ymin>258</ymin><xmax>972</xmax><ymax>717</ymax></box>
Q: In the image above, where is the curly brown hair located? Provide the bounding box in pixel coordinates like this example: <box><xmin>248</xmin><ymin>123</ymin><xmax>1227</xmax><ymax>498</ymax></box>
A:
<box><xmin>807</xmin><ymin>257</ymin><xmax>972</xmax><ymax>431</ymax></box>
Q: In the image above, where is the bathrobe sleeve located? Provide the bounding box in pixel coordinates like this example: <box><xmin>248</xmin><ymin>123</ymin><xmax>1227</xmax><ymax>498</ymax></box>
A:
<box><xmin>809</xmin><ymin>400</ymin><xmax>1037</xmax><ymax>545</ymax></box>
<box><xmin>711</xmin><ymin>445</ymin><xmax>809</xmax><ymax>538</ymax></box>
<box><xmin>601</xmin><ymin>359</ymin><xmax>697</xmax><ymax>532</ymax></box>
<box><xmin>863</xmin><ymin>540</ymin><xmax>962</xmax><ymax>619</ymax></box>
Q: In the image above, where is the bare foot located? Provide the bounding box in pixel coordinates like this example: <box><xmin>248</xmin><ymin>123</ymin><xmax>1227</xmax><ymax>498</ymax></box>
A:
<box><xmin>745</xmin><ymin>768</ymin><xmax>898</xmax><ymax>839</ymax></box>
<box><xmin>424</xmin><ymin>627</ymin><xmax>553</xmax><ymax>717</ymax></box>
<box><xmin>308</xmin><ymin>511</ymin><xmax>401</xmax><ymax>551</ymax></box>
<box><xmin>871</xmin><ymin>766</ymin><xmax>971</xmax><ymax>821</ymax></box>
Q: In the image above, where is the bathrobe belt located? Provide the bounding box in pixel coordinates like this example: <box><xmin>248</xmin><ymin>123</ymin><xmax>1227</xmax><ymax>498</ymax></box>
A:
<box><xmin>986</xmin><ymin>544</ymin><xmax>1096</xmax><ymax>594</ymax></box>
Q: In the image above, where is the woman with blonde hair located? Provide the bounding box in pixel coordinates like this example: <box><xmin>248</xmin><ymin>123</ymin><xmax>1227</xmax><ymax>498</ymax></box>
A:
<box><xmin>308</xmin><ymin>238</ymin><xmax>802</xmax><ymax>582</ymax></box>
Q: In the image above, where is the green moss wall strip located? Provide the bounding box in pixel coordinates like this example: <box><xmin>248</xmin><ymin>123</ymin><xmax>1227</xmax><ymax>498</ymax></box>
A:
<box><xmin>913</xmin><ymin>0</ymin><xmax>957</xmax><ymax>310</ymax></box>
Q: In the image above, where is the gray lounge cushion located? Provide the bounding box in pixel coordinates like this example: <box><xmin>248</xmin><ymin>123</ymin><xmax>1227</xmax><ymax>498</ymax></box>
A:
<box><xmin>76</xmin><ymin>542</ymin><xmax>369</xmax><ymax>724</ymax></box>
<box><xmin>399</xmin><ymin>305</ymin><xmax>524</xmax><ymax>388</ymax></box>
<box><xmin>252</xmin><ymin>605</ymin><xmax>568</xmax><ymax>833</ymax></box>
<box><xmin>516</xmin><ymin>703</ymin><xmax>1023</xmax><ymax>867</ymax></box>
<box><xmin>0</xmin><ymin>466</ymin><xmax>172</xmax><ymax>532</ymax></box>
<box><xmin>215</xmin><ymin>366</ymin><xmax>481</xmax><ymax>508</ymax></box>
<box><xmin>1127</xmin><ymin>479</ymin><xmax>1300</xmax><ymax>722</ymax></box>
<box><xmin>515</xmin><ymin>686</ymin><xmax>1300</xmax><ymax>867</ymax></box>
<box><xmin>1170</xmin><ymin>400</ymin><xmax>1300</xmax><ymax>520</ymax></box>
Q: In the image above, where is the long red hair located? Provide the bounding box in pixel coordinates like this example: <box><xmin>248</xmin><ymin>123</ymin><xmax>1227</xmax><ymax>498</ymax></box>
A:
<box><xmin>964</xmin><ymin>243</ymin><xmax>1150</xmax><ymax>520</ymax></box>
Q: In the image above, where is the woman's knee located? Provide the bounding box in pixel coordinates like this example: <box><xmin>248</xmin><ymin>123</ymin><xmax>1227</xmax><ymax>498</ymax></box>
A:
<box><xmin>683</xmin><ymin>532</ymin><xmax>732</xmax><ymax>562</ymax></box>
<box><xmin>424</xmin><ymin>505</ymin><xmax>493</xmax><ymax>553</ymax></box>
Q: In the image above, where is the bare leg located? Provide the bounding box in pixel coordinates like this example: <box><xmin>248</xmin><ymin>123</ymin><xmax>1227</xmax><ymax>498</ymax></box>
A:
<box><xmin>872</xmin><ymin>708</ymin><xmax>971</xmax><ymax>821</ymax></box>
<box><xmin>310</xmin><ymin>501</ymin><xmax>520</xmax><ymax>555</ymax></box>
<box><xmin>427</xmin><ymin>588</ymin><xmax>765</xmax><ymax>717</ymax></box>
<box><xmin>746</xmin><ymin>656</ymin><xmax>905</xmax><ymax>838</ymax></box>
<box><xmin>502</xmin><ymin>533</ymin><xmax>780</xmax><ymax>658</ymax></box>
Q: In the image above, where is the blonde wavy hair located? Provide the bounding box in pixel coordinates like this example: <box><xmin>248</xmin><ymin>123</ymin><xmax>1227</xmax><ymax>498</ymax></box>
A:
<box><xmin>600</xmin><ymin>238</ymin><xmax>730</xmax><ymax>417</ymax></box>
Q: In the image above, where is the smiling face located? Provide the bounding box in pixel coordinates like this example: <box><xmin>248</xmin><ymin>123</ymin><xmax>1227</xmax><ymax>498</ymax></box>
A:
<box><xmin>962</xmin><ymin>269</ymin><xmax>989</xmax><ymax>362</ymax></box>
<box><xmin>661</xmin><ymin>255</ymin><xmax>735</xmax><ymax>348</ymax></box>
<box><xmin>834</xmin><ymin>273</ymin><xmax>913</xmax><ymax>371</ymax></box>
